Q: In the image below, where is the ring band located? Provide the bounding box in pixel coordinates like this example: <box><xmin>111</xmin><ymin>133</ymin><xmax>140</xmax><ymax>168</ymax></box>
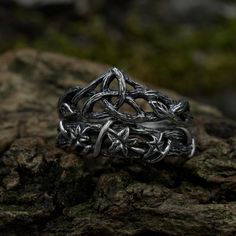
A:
<box><xmin>57</xmin><ymin>67</ymin><xmax>195</xmax><ymax>163</ymax></box>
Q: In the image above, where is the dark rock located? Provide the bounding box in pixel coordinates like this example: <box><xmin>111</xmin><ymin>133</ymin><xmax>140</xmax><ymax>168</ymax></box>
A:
<box><xmin>0</xmin><ymin>49</ymin><xmax>235</xmax><ymax>235</ymax></box>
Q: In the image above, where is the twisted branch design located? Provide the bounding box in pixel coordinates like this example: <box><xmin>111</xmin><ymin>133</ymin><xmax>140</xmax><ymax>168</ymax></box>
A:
<box><xmin>57</xmin><ymin>68</ymin><xmax>195</xmax><ymax>163</ymax></box>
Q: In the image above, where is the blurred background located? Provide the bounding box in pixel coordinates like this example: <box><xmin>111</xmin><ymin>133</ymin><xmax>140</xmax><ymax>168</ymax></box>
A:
<box><xmin>0</xmin><ymin>0</ymin><xmax>235</xmax><ymax>119</ymax></box>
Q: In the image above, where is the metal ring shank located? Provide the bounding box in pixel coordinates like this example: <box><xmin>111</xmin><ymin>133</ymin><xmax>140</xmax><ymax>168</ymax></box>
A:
<box><xmin>57</xmin><ymin>68</ymin><xmax>195</xmax><ymax>163</ymax></box>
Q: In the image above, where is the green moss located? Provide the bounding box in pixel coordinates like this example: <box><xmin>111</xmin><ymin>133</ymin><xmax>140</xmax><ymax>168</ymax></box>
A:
<box><xmin>1</xmin><ymin>7</ymin><xmax>236</xmax><ymax>96</ymax></box>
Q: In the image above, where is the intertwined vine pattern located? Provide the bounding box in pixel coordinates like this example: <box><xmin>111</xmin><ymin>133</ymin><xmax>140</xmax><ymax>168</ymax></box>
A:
<box><xmin>57</xmin><ymin>68</ymin><xmax>195</xmax><ymax>163</ymax></box>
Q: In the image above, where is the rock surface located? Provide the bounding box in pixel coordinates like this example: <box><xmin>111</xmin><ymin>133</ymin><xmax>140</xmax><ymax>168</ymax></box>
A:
<box><xmin>0</xmin><ymin>49</ymin><xmax>236</xmax><ymax>235</ymax></box>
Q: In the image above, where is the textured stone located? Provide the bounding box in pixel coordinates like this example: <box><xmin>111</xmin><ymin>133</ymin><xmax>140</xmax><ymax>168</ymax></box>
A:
<box><xmin>0</xmin><ymin>49</ymin><xmax>235</xmax><ymax>235</ymax></box>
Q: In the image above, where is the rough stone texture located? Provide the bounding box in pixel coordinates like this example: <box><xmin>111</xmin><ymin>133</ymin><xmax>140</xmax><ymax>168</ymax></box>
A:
<box><xmin>0</xmin><ymin>49</ymin><xmax>236</xmax><ymax>235</ymax></box>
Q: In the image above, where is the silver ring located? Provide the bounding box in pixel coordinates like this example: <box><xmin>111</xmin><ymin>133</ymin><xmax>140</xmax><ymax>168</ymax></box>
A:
<box><xmin>57</xmin><ymin>67</ymin><xmax>195</xmax><ymax>163</ymax></box>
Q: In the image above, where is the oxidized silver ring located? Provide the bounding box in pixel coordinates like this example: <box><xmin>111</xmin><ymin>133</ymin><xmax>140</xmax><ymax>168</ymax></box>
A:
<box><xmin>57</xmin><ymin>67</ymin><xmax>195</xmax><ymax>163</ymax></box>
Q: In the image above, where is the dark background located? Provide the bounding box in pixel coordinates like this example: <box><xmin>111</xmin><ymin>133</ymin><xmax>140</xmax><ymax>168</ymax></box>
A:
<box><xmin>1</xmin><ymin>0</ymin><xmax>236</xmax><ymax>119</ymax></box>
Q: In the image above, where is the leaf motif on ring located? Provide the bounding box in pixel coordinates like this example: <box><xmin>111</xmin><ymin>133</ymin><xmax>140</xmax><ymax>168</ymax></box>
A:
<box><xmin>107</xmin><ymin>127</ymin><xmax>137</xmax><ymax>157</ymax></box>
<box><xmin>144</xmin><ymin>135</ymin><xmax>164</xmax><ymax>158</ymax></box>
<box><xmin>71</xmin><ymin>125</ymin><xmax>91</xmax><ymax>147</ymax></box>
